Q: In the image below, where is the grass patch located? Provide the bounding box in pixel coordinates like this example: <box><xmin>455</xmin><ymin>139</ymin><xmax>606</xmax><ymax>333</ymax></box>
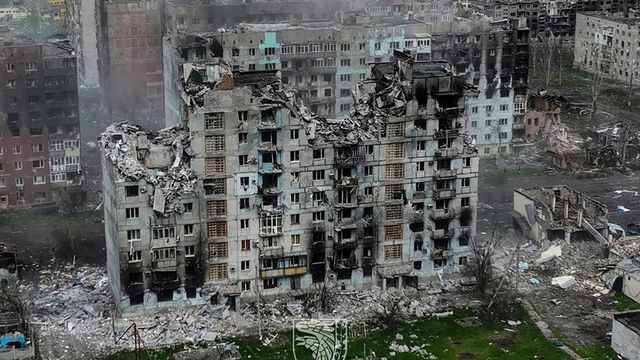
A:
<box><xmin>611</xmin><ymin>292</ymin><xmax>640</xmax><ymax>312</ymax></box>
<box><xmin>233</xmin><ymin>308</ymin><xmax>571</xmax><ymax>360</ymax></box>
<box><xmin>482</xmin><ymin>166</ymin><xmax>540</xmax><ymax>186</ymax></box>
<box><xmin>0</xmin><ymin>210</ymin><xmax>98</xmax><ymax>228</ymax></box>
<box><xmin>103</xmin><ymin>344</ymin><xmax>185</xmax><ymax>360</ymax></box>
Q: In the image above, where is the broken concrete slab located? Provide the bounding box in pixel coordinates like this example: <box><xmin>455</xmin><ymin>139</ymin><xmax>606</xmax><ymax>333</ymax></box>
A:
<box><xmin>552</xmin><ymin>276</ymin><xmax>577</xmax><ymax>289</ymax></box>
<box><xmin>537</xmin><ymin>245</ymin><xmax>562</xmax><ymax>264</ymax></box>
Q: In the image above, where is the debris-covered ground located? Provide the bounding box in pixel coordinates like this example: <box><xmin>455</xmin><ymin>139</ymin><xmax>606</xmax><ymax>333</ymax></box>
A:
<box><xmin>491</xmin><ymin>237</ymin><xmax>636</xmax><ymax>354</ymax></box>
<box><xmin>24</xmin><ymin>264</ymin><xmax>480</xmax><ymax>359</ymax></box>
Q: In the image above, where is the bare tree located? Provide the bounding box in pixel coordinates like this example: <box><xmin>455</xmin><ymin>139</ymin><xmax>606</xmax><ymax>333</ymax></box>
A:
<box><xmin>467</xmin><ymin>228</ymin><xmax>504</xmax><ymax>294</ymax></box>
<box><xmin>0</xmin><ymin>281</ymin><xmax>29</xmax><ymax>332</ymax></box>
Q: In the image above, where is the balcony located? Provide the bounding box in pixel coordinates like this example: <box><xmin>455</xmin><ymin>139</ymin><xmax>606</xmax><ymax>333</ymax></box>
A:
<box><xmin>260</xmin><ymin>266</ymin><xmax>307</xmax><ymax>278</ymax></box>
<box><xmin>433</xmin><ymin>129</ymin><xmax>459</xmax><ymax>139</ymax></box>
<box><xmin>434</xmin><ymin>148</ymin><xmax>459</xmax><ymax>158</ymax></box>
<box><xmin>435</xmin><ymin>107</ymin><xmax>461</xmax><ymax>120</ymax></box>
<box><xmin>431</xmin><ymin>248</ymin><xmax>454</xmax><ymax>259</ymax></box>
<box><xmin>334</xmin><ymin>258</ymin><xmax>358</xmax><ymax>269</ymax></box>
<box><xmin>259</xmin><ymin>226</ymin><xmax>283</xmax><ymax>237</ymax></box>
<box><xmin>435</xmin><ymin>169</ymin><xmax>457</xmax><ymax>179</ymax></box>
<box><xmin>151</xmin><ymin>259</ymin><xmax>177</xmax><ymax>269</ymax></box>
<box><xmin>433</xmin><ymin>189</ymin><xmax>456</xmax><ymax>199</ymax></box>
<box><xmin>333</xmin><ymin>177</ymin><xmax>358</xmax><ymax>188</ymax></box>
<box><xmin>258</xmin><ymin>143</ymin><xmax>279</xmax><ymax>152</ymax></box>
<box><xmin>512</xmin><ymin>122</ymin><xmax>525</xmax><ymax>130</ymax></box>
<box><xmin>430</xmin><ymin>208</ymin><xmax>457</xmax><ymax>220</ymax></box>
<box><xmin>261</xmin><ymin>247</ymin><xmax>285</xmax><ymax>258</ymax></box>
<box><xmin>432</xmin><ymin>229</ymin><xmax>453</xmax><ymax>239</ymax></box>
<box><xmin>258</xmin><ymin>162</ymin><xmax>283</xmax><ymax>174</ymax></box>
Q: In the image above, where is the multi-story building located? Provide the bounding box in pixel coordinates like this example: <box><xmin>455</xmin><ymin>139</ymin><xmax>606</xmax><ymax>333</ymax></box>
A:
<box><xmin>67</xmin><ymin>0</ymin><xmax>101</xmax><ymax>88</ymax></box>
<box><xmin>164</xmin><ymin>17</ymin><xmax>529</xmax><ymax>155</ymax></box>
<box><xmin>0</xmin><ymin>38</ymin><xmax>81</xmax><ymax>208</ymax></box>
<box><xmin>480</xmin><ymin>0</ymin><xmax>629</xmax><ymax>39</ymax></box>
<box><xmin>574</xmin><ymin>12</ymin><xmax>640</xmax><ymax>86</ymax></box>
<box><xmin>101</xmin><ymin>51</ymin><xmax>479</xmax><ymax>312</ymax></box>
<box><xmin>431</xmin><ymin>18</ymin><xmax>530</xmax><ymax>155</ymax></box>
<box><xmin>98</xmin><ymin>0</ymin><xmax>163</xmax><ymax>129</ymax></box>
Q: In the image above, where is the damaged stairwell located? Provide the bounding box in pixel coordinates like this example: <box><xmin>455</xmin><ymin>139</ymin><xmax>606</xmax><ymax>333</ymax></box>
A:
<box><xmin>99</xmin><ymin>122</ymin><xmax>197</xmax><ymax>214</ymax></box>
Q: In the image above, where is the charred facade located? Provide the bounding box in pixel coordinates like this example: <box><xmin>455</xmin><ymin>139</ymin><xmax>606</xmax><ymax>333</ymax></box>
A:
<box><xmin>0</xmin><ymin>39</ymin><xmax>81</xmax><ymax>209</ymax></box>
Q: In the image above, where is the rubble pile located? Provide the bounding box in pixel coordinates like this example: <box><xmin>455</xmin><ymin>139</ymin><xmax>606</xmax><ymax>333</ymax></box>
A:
<box><xmin>517</xmin><ymin>241</ymin><xmax>614</xmax><ymax>296</ymax></box>
<box><xmin>99</xmin><ymin>122</ymin><xmax>197</xmax><ymax>214</ymax></box>
<box><xmin>250</xmin><ymin>79</ymin><xmax>396</xmax><ymax>146</ymax></box>
<box><xmin>26</xmin><ymin>266</ymin><xmax>477</xmax><ymax>358</ymax></box>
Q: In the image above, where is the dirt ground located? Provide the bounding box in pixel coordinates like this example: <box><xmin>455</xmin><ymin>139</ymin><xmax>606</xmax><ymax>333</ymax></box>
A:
<box><xmin>477</xmin><ymin>153</ymin><xmax>640</xmax><ymax>352</ymax></box>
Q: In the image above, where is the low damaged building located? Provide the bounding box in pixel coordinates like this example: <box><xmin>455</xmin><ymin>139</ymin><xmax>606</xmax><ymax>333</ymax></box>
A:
<box><xmin>102</xmin><ymin>50</ymin><xmax>479</xmax><ymax>311</ymax></box>
<box><xmin>512</xmin><ymin>185</ymin><xmax>609</xmax><ymax>244</ymax></box>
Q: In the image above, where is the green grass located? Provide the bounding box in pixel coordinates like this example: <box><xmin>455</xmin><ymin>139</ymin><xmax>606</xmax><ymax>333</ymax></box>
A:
<box><xmin>0</xmin><ymin>210</ymin><xmax>98</xmax><ymax>228</ymax></box>
<box><xmin>482</xmin><ymin>166</ymin><xmax>540</xmax><ymax>186</ymax></box>
<box><xmin>103</xmin><ymin>345</ymin><xmax>185</xmax><ymax>360</ymax></box>
<box><xmin>611</xmin><ymin>292</ymin><xmax>640</xmax><ymax>312</ymax></box>
<box><xmin>233</xmin><ymin>308</ymin><xmax>571</xmax><ymax>360</ymax></box>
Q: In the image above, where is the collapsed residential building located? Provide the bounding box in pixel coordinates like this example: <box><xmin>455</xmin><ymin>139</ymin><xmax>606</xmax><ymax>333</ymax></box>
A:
<box><xmin>512</xmin><ymin>185</ymin><xmax>609</xmax><ymax>245</ymax></box>
<box><xmin>102</xmin><ymin>50</ymin><xmax>479</xmax><ymax>311</ymax></box>
<box><xmin>0</xmin><ymin>38</ymin><xmax>82</xmax><ymax>209</ymax></box>
<box><xmin>163</xmin><ymin>16</ymin><xmax>529</xmax><ymax>157</ymax></box>
<box><xmin>586</xmin><ymin>122</ymin><xmax>640</xmax><ymax>169</ymax></box>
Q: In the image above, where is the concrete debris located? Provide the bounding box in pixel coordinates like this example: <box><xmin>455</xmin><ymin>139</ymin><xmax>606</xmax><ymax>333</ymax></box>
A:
<box><xmin>99</xmin><ymin>122</ymin><xmax>196</xmax><ymax>214</ymax></box>
<box><xmin>552</xmin><ymin>276</ymin><xmax>577</xmax><ymax>289</ymax></box>
<box><xmin>388</xmin><ymin>341</ymin><xmax>437</xmax><ymax>359</ymax></box>
<box><xmin>537</xmin><ymin>245</ymin><xmax>562</xmax><ymax>264</ymax></box>
<box><xmin>25</xmin><ymin>264</ymin><xmax>479</xmax><ymax>359</ymax></box>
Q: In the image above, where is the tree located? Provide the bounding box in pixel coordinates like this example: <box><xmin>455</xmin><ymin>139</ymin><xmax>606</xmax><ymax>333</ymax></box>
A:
<box><xmin>0</xmin><ymin>280</ymin><xmax>29</xmax><ymax>332</ymax></box>
<box><xmin>466</xmin><ymin>227</ymin><xmax>504</xmax><ymax>294</ymax></box>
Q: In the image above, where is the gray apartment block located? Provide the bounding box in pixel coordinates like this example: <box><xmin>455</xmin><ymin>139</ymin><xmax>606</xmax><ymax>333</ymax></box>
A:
<box><xmin>164</xmin><ymin>17</ymin><xmax>528</xmax><ymax>156</ymax></box>
<box><xmin>103</xmin><ymin>48</ymin><xmax>479</xmax><ymax>311</ymax></box>
<box><xmin>574</xmin><ymin>12</ymin><xmax>640</xmax><ymax>86</ymax></box>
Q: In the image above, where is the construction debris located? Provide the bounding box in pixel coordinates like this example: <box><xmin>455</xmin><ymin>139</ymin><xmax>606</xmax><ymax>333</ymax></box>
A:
<box><xmin>99</xmin><ymin>123</ymin><xmax>196</xmax><ymax>214</ymax></box>
<box><xmin>552</xmin><ymin>276</ymin><xmax>577</xmax><ymax>289</ymax></box>
<box><xmin>537</xmin><ymin>245</ymin><xmax>562</xmax><ymax>264</ymax></box>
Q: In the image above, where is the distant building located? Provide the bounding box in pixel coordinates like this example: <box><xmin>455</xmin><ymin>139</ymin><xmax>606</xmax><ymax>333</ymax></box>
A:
<box><xmin>574</xmin><ymin>12</ymin><xmax>640</xmax><ymax>86</ymax></box>
<box><xmin>98</xmin><ymin>0</ymin><xmax>163</xmax><ymax>129</ymax></box>
<box><xmin>164</xmin><ymin>16</ymin><xmax>529</xmax><ymax>156</ymax></box>
<box><xmin>101</xmin><ymin>52</ymin><xmax>479</xmax><ymax>312</ymax></box>
<box><xmin>0</xmin><ymin>39</ymin><xmax>81</xmax><ymax>208</ymax></box>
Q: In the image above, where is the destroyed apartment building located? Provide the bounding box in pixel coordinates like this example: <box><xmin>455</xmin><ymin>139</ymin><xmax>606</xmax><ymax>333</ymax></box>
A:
<box><xmin>586</xmin><ymin>122</ymin><xmax>640</xmax><ymax>169</ymax></box>
<box><xmin>512</xmin><ymin>185</ymin><xmax>609</xmax><ymax>244</ymax></box>
<box><xmin>102</xmin><ymin>49</ymin><xmax>479</xmax><ymax>311</ymax></box>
